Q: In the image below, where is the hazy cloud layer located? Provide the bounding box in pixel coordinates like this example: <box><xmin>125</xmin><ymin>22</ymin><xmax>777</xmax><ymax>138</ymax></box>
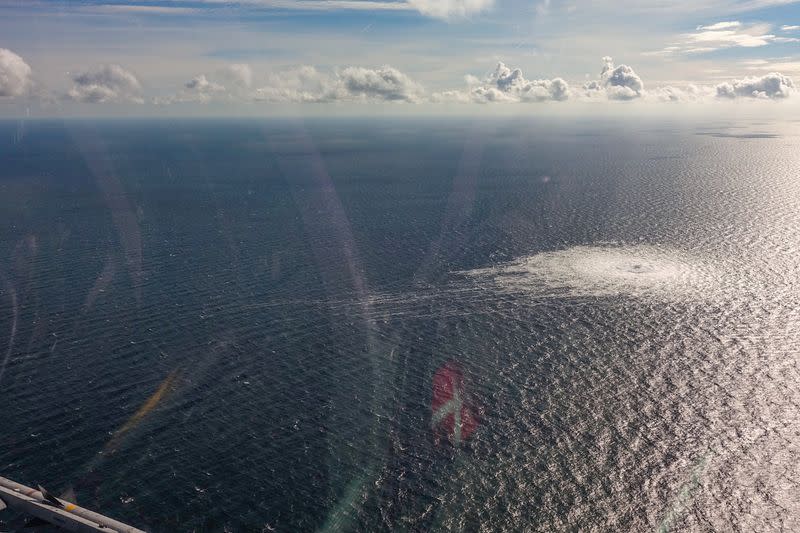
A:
<box><xmin>0</xmin><ymin>48</ymin><xmax>33</xmax><ymax>98</ymax></box>
<box><xmin>68</xmin><ymin>65</ymin><xmax>143</xmax><ymax>103</ymax></box>
<box><xmin>254</xmin><ymin>65</ymin><xmax>423</xmax><ymax>103</ymax></box>
<box><xmin>716</xmin><ymin>72</ymin><xmax>794</xmax><ymax>99</ymax></box>
<box><xmin>4</xmin><ymin>55</ymin><xmax>797</xmax><ymax>108</ymax></box>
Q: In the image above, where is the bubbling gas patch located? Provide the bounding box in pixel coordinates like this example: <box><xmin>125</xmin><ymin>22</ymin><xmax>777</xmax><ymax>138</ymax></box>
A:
<box><xmin>459</xmin><ymin>244</ymin><xmax>719</xmax><ymax>299</ymax></box>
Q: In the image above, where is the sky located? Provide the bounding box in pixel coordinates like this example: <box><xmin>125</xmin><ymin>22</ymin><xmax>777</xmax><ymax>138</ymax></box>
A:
<box><xmin>0</xmin><ymin>0</ymin><xmax>799</xmax><ymax>116</ymax></box>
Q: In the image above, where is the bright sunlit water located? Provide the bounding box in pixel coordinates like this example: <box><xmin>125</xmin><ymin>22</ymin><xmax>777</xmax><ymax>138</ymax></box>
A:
<box><xmin>1</xmin><ymin>118</ymin><xmax>799</xmax><ymax>532</ymax></box>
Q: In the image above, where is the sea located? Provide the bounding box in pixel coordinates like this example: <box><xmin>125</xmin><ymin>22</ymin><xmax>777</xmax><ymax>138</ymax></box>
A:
<box><xmin>0</xmin><ymin>117</ymin><xmax>799</xmax><ymax>532</ymax></box>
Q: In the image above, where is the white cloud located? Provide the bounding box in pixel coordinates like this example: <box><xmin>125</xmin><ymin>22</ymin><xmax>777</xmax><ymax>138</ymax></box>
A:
<box><xmin>601</xmin><ymin>56</ymin><xmax>644</xmax><ymax>99</ymax></box>
<box><xmin>696</xmin><ymin>21</ymin><xmax>742</xmax><ymax>31</ymax></box>
<box><xmin>180</xmin><ymin>74</ymin><xmax>225</xmax><ymax>102</ymax></box>
<box><xmin>0</xmin><ymin>48</ymin><xmax>33</xmax><ymax>98</ymax></box>
<box><xmin>688</xmin><ymin>22</ymin><xmax>777</xmax><ymax>48</ymax></box>
<box><xmin>68</xmin><ymin>64</ymin><xmax>143</xmax><ymax>103</ymax></box>
<box><xmin>155</xmin><ymin>63</ymin><xmax>255</xmax><ymax>104</ymax></box>
<box><xmin>253</xmin><ymin>65</ymin><xmax>423</xmax><ymax>103</ymax></box>
<box><xmin>406</xmin><ymin>0</ymin><xmax>493</xmax><ymax>19</ymax></box>
<box><xmin>649</xmin><ymin>84</ymin><xmax>713</xmax><ymax>102</ymax></box>
<box><xmin>185</xmin><ymin>74</ymin><xmax>224</xmax><ymax>92</ymax></box>
<box><xmin>18</xmin><ymin>55</ymin><xmax>800</xmax><ymax>109</ymax></box>
<box><xmin>339</xmin><ymin>66</ymin><xmax>424</xmax><ymax>101</ymax></box>
<box><xmin>716</xmin><ymin>72</ymin><xmax>794</xmax><ymax>99</ymax></box>
<box><xmin>654</xmin><ymin>21</ymin><xmax>800</xmax><ymax>55</ymax></box>
<box><xmin>466</xmin><ymin>85</ymin><xmax>516</xmax><ymax>102</ymax></box>
<box><xmin>254</xmin><ymin>65</ymin><xmax>334</xmax><ymax>102</ymax></box>
<box><xmin>782</xmin><ymin>25</ymin><xmax>800</xmax><ymax>31</ymax></box>
<box><xmin>583</xmin><ymin>57</ymin><xmax>644</xmax><ymax>101</ymax></box>
<box><xmin>225</xmin><ymin>63</ymin><xmax>253</xmax><ymax>88</ymax></box>
<box><xmin>435</xmin><ymin>62</ymin><xmax>570</xmax><ymax>103</ymax></box>
<box><xmin>491</xmin><ymin>63</ymin><xmax>570</xmax><ymax>101</ymax></box>
<box><xmin>650</xmin><ymin>21</ymin><xmax>800</xmax><ymax>56</ymax></box>
<box><xmin>464</xmin><ymin>74</ymin><xmax>481</xmax><ymax>86</ymax></box>
<box><xmin>429</xmin><ymin>89</ymin><xmax>474</xmax><ymax>103</ymax></box>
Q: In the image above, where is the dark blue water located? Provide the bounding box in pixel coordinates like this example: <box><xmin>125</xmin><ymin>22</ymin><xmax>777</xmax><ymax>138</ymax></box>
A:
<box><xmin>1</xmin><ymin>118</ymin><xmax>799</xmax><ymax>531</ymax></box>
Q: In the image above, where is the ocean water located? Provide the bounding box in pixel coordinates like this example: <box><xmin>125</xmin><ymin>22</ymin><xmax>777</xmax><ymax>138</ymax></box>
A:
<box><xmin>0</xmin><ymin>117</ymin><xmax>799</xmax><ymax>532</ymax></box>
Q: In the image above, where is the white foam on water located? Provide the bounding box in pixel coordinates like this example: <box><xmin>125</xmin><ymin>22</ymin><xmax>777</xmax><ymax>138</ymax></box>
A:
<box><xmin>459</xmin><ymin>244</ymin><xmax>718</xmax><ymax>299</ymax></box>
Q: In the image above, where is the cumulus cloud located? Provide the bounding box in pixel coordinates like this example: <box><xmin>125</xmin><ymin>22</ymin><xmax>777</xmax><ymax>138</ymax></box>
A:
<box><xmin>154</xmin><ymin>63</ymin><xmax>255</xmax><ymax>104</ymax></box>
<box><xmin>50</xmin><ymin>58</ymin><xmax>797</xmax><ymax>108</ymax></box>
<box><xmin>339</xmin><ymin>66</ymin><xmax>424</xmax><ymax>101</ymax></box>
<box><xmin>716</xmin><ymin>72</ymin><xmax>794</xmax><ymax>99</ymax></box>
<box><xmin>487</xmin><ymin>62</ymin><xmax>569</xmax><ymax>101</ymax></box>
<box><xmin>0</xmin><ymin>48</ymin><xmax>33</xmax><ymax>98</ymax></box>
<box><xmin>583</xmin><ymin>57</ymin><xmax>644</xmax><ymax>100</ymax></box>
<box><xmin>435</xmin><ymin>62</ymin><xmax>569</xmax><ymax>103</ymax></box>
<box><xmin>601</xmin><ymin>56</ymin><xmax>644</xmax><ymax>99</ymax></box>
<box><xmin>68</xmin><ymin>64</ymin><xmax>143</xmax><ymax>103</ymax></box>
<box><xmin>180</xmin><ymin>74</ymin><xmax>225</xmax><ymax>102</ymax></box>
<box><xmin>254</xmin><ymin>65</ymin><xmax>423</xmax><ymax>103</ymax></box>
<box><xmin>186</xmin><ymin>74</ymin><xmax>224</xmax><ymax>93</ymax></box>
<box><xmin>254</xmin><ymin>65</ymin><xmax>334</xmax><ymax>102</ymax></box>
<box><xmin>406</xmin><ymin>0</ymin><xmax>493</xmax><ymax>19</ymax></box>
